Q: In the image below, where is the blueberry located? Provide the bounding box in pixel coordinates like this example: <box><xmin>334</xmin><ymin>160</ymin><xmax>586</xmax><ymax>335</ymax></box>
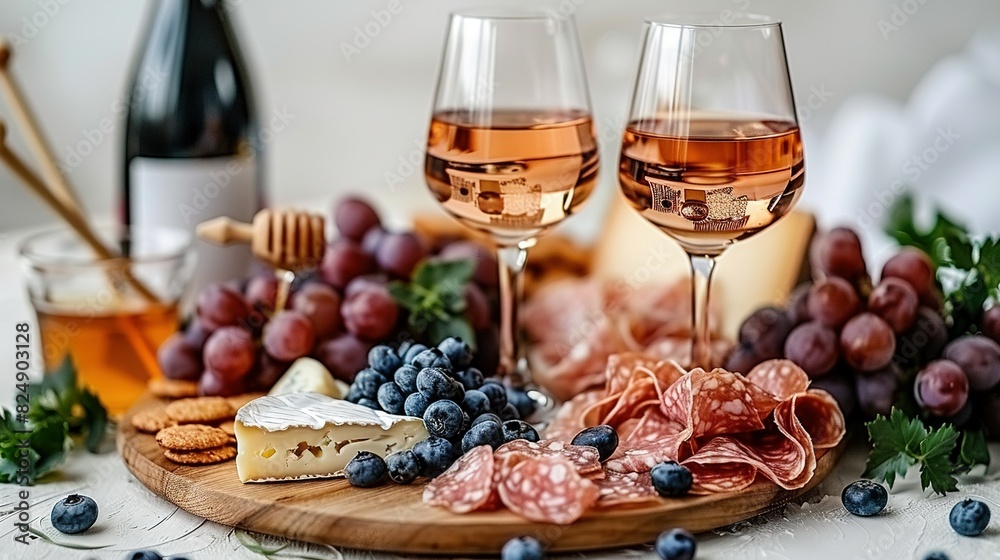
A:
<box><xmin>368</xmin><ymin>345</ymin><xmax>402</xmax><ymax>376</ymax></box>
<box><xmin>651</xmin><ymin>461</ymin><xmax>693</xmax><ymax>497</ymax></box>
<box><xmin>571</xmin><ymin>425</ymin><xmax>619</xmax><ymax>462</ymax></box>
<box><xmin>455</xmin><ymin>367</ymin><xmax>485</xmax><ymax>390</ymax></box>
<box><xmin>345</xmin><ymin>384</ymin><xmax>363</xmax><ymax>403</ymax></box>
<box><xmin>50</xmin><ymin>494</ymin><xmax>99</xmax><ymax>534</ymax></box>
<box><xmin>462</xmin><ymin>420</ymin><xmax>504</xmax><ymax>453</ymax></box>
<box><xmin>393</xmin><ymin>364</ymin><xmax>420</xmax><ymax>394</ymax></box>
<box><xmin>501</xmin><ymin>535</ymin><xmax>545</xmax><ymax>560</ymax></box>
<box><xmin>446</xmin><ymin>379</ymin><xmax>466</xmax><ymax>402</ymax></box>
<box><xmin>413</xmin><ymin>436</ymin><xmax>455</xmax><ymax>477</ymax></box>
<box><xmin>438</xmin><ymin>337</ymin><xmax>473</xmax><ymax>369</ymax></box>
<box><xmin>403</xmin><ymin>343</ymin><xmax>429</xmax><ymax>364</ymax></box>
<box><xmin>404</xmin><ymin>392</ymin><xmax>430</xmax><ymax>417</ymax></box>
<box><xmin>412</xmin><ymin>348</ymin><xmax>452</xmax><ymax>370</ymax></box>
<box><xmin>501</xmin><ymin>420</ymin><xmax>539</xmax><ymax>443</ymax></box>
<box><xmin>357</xmin><ymin>397</ymin><xmax>380</xmax><ymax>410</ymax></box>
<box><xmin>423</xmin><ymin>400</ymin><xmax>465</xmax><ymax>439</ymax></box>
<box><xmin>353</xmin><ymin>368</ymin><xmax>387</xmax><ymax>399</ymax></box>
<box><xmin>923</xmin><ymin>552</ymin><xmax>950</xmax><ymax>560</ymax></box>
<box><xmin>377</xmin><ymin>382</ymin><xmax>406</xmax><ymax>415</ymax></box>
<box><xmin>127</xmin><ymin>552</ymin><xmax>163</xmax><ymax>560</ymax></box>
<box><xmin>472</xmin><ymin>412</ymin><xmax>502</xmax><ymax>428</ymax></box>
<box><xmin>950</xmin><ymin>498</ymin><xmax>990</xmax><ymax>536</ymax></box>
<box><xmin>462</xmin><ymin>390</ymin><xmax>491</xmax><ymax>418</ymax></box>
<box><xmin>386</xmin><ymin>449</ymin><xmax>421</xmax><ymax>485</ymax></box>
<box><xmin>841</xmin><ymin>480</ymin><xmax>888</xmax><ymax>517</ymax></box>
<box><xmin>344</xmin><ymin>451</ymin><xmax>387</xmax><ymax>487</ymax></box>
<box><xmin>655</xmin><ymin>528</ymin><xmax>696</xmax><ymax>560</ymax></box>
<box><xmin>499</xmin><ymin>402</ymin><xmax>520</xmax><ymax>421</ymax></box>
<box><xmin>397</xmin><ymin>339</ymin><xmax>415</xmax><ymax>359</ymax></box>
<box><xmin>479</xmin><ymin>381</ymin><xmax>508</xmax><ymax>412</ymax></box>
<box><xmin>416</xmin><ymin>367</ymin><xmax>453</xmax><ymax>401</ymax></box>
<box><xmin>506</xmin><ymin>387</ymin><xmax>536</xmax><ymax>420</ymax></box>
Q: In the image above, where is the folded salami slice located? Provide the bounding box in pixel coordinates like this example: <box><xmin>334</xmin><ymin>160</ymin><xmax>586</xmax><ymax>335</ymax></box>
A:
<box><xmin>498</xmin><ymin>455</ymin><xmax>599</xmax><ymax>525</ymax></box>
<box><xmin>422</xmin><ymin>445</ymin><xmax>496</xmax><ymax>514</ymax></box>
<box><xmin>595</xmin><ymin>471</ymin><xmax>660</xmax><ymax>507</ymax></box>
<box><xmin>495</xmin><ymin>439</ymin><xmax>603</xmax><ymax>479</ymax></box>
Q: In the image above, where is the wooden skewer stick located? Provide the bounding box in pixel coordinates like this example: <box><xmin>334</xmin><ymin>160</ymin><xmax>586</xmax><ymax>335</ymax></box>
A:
<box><xmin>0</xmin><ymin>39</ymin><xmax>85</xmax><ymax>220</ymax></box>
<box><xmin>0</xmin><ymin>121</ymin><xmax>161</xmax><ymax>304</ymax></box>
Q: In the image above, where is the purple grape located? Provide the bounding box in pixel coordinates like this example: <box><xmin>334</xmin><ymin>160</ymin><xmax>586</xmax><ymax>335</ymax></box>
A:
<box><xmin>464</xmin><ymin>283</ymin><xmax>491</xmax><ymax>330</ymax></box>
<box><xmin>203</xmin><ymin>326</ymin><xmax>256</xmax><ymax>381</ymax></box>
<box><xmin>361</xmin><ymin>226</ymin><xmax>386</xmax><ymax>255</ymax></box>
<box><xmin>157</xmin><ymin>333</ymin><xmax>202</xmax><ymax>381</ymax></box>
<box><xmin>942</xmin><ymin>335</ymin><xmax>1000</xmax><ymax>392</ymax></box>
<box><xmin>810</xmin><ymin>227</ymin><xmax>867</xmax><ymax>282</ymax></box>
<box><xmin>376</xmin><ymin>232</ymin><xmax>428</xmax><ymax>279</ymax></box>
<box><xmin>438</xmin><ymin>240</ymin><xmax>499</xmax><ymax>288</ymax></box>
<box><xmin>196</xmin><ymin>283</ymin><xmax>251</xmax><ymax>331</ymax></box>
<box><xmin>182</xmin><ymin>319</ymin><xmax>212</xmax><ymax>348</ymax></box>
<box><xmin>245</xmin><ymin>275</ymin><xmax>278</xmax><ymax>312</ymax></box>
<box><xmin>199</xmin><ymin>368</ymin><xmax>244</xmax><ymax>397</ymax></box>
<box><xmin>881</xmin><ymin>248</ymin><xmax>937</xmax><ymax>307</ymax></box>
<box><xmin>319</xmin><ymin>239</ymin><xmax>375</xmax><ymax>290</ymax></box>
<box><xmin>786</xmin><ymin>283</ymin><xmax>812</xmax><ymax>326</ymax></box>
<box><xmin>342</xmin><ymin>284</ymin><xmax>399</xmax><ymax>341</ymax></box>
<box><xmin>979</xmin><ymin>391</ymin><xmax>1000</xmax><ymax>439</ymax></box>
<box><xmin>738</xmin><ymin>306</ymin><xmax>792</xmax><ymax>360</ymax></box>
<box><xmin>982</xmin><ymin>305</ymin><xmax>1000</xmax><ymax>345</ymax></box>
<box><xmin>247</xmin><ymin>354</ymin><xmax>291</xmax><ymax>392</ymax></box>
<box><xmin>915</xmin><ymin>359</ymin><xmax>969</xmax><ymax>417</ymax></box>
<box><xmin>315</xmin><ymin>334</ymin><xmax>372</xmax><ymax>382</ymax></box>
<box><xmin>868</xmin><ymin>277</ymin><xmax>918</xmax><ymax>333</ymax></box>
<box><xmin>855</xmin><ymin>365</ymin><xmax>900</xmax><ymax>418</ymax></box>
<box><xmin>840</xmin><ymin>313</ymin><xmax>896</xmax><ymax>372</ymax></box>
<box><xmin>808</xmin><ymin>277</ymin><xmax>860</xmax><ymax>329</ymax></box>
<box><xmin>810</xmin><ymin>369</ymin><xmax>856</xmax><ymax>417</ymax></box>
<box><xmin>292</xmin><ymin>282</ymin><xmax>342</xmax><ymax>339</ymax></box>
<box><xmin>334</xmin><ymin>197</ymin><xmax>381</xmax><ymax>241</ymax></box>
<box><xmin>725</xmin><ymin>346</ymin><xmax>762</xmax><ymax>374</ymax></box>
<box><xmin>263</xmin><ymin>311</ymin><xmax>316</xmax><ymax>362</ymax></box>
<box><xmin>344</xmin><ymin>274</ymin><xmax>388</xmax><ymax>300</ymax></box>
<box><xmin>784</xmin><ymin>321</ymin><xmax>839</xmax><ymax>378</ymax></box>
<box><xmin>895</xmin><ymin>307</ymin><xmax>948</xmax><ymax>368</ymax></box>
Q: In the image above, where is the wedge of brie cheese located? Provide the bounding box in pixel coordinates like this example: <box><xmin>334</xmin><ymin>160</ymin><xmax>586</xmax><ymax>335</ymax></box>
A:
<box><xmin>235</xmin><ymin>392</ymin><xmax>428</xmax><ymax>483</ymax></box>
<box><xmin>267</xmin><ymin>357</ymin><xmax>350</xmax><ymax>399</ymax></box>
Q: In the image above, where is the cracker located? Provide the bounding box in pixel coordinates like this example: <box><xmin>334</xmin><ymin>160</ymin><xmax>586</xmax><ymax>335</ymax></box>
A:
<box><xmin>149</xmin><ymin>378</ymin><xmax>200</xmax><ymax>399</ymax></box>
<box><xmin>155</xmin><ymin>424</ymin><xmax>231</xmax><ymax>451</ymax></box>
<box><xmin>217</xmin><ymin>420</ymin><xmax>236</xmax><ymax>437</ymax></box>
<box><xmin>131</xmin><ymin>409</ymin><xmax>176</xmax><ymax>434</ymax></box>
<box><xmin>165</xmin><ymin>396</ymin><xmax>234</xmax><ymax>424</ymax></box>
<box><xmin>163</xmin><ymin>445</ymin><xmax>237</xmax><ymax>465</ymax></box>
<box><xmin>227</xmin><ymin>392</ymin><xmax>266</xmax><ymax>411</ymax></box>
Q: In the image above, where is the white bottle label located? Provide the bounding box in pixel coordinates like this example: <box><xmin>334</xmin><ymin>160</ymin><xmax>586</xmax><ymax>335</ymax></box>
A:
<box><xmin>130</xmin><ymin>155</ymin><xmax>258</xmax><ymax>300</ymax></box>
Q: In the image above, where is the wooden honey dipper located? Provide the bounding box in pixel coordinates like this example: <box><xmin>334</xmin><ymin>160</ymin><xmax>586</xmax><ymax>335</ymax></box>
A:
<box><xmin>197</xmin><ymin>209</ymin><xmax>326</xmax><ymax>310</ymax></box>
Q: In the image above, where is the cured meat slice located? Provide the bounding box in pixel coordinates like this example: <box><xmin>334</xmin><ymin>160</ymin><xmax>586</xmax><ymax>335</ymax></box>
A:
<box><xmin>498</xmin><ymin>455</ymin><xmax>599</xmax><ymax>524</ymax></box>
<box><xmin>797</xmin><ymin>390</ymin><xmax>847</xmax><ymax>449</ymax></box>
<box><xmin>605</xmin><ymin>430</ymin><xmax>690</xmax><ymax>473</ymax></box>
<box><xmin>747</xmin><ymin>359</ymin><xmax>810</xmax><ymax>400</ymax></box>
<box><xmin>495</xmin><ymin>439</ymin><xmax>603</xmax><ymax>479</ymax></box>
<box><xmin>595</xmin><ymin>471</ymin><xmax>659</xmax><ymax>507</ymax></box>
<box><xmin>543</xmin><ymin>390</ymin><xmax>602</xmax><ymax>443</ymax></box>
<box><xmin>661</xmin><ymin>368</ymin><xmax>775</xmax><ymax>438</ymax></box>
<box><xmin>423</xmin><ymin>446</ymin><xmax>496</xmax><ymax>513</ymax></box>
<box><xmin>685</xmin><ymin>461</ymin><xmax>758</xmax><ymax>494</ymax></box>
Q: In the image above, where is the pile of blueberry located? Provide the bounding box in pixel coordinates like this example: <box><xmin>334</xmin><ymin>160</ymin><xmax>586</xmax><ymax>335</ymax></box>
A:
<box><xmin>344</xmin><ymin>337</ymin><xmax>540</xmax><ymax>485</ymax></box>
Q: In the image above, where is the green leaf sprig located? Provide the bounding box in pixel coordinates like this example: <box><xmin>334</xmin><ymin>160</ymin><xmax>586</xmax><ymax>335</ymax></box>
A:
<box><xmin>863</xmin><ymin>408</ymin><xmax>989</xmax><ymax>495</ymax></box>
<box><xmin>885</xmin><ymin>193</ymin><xmax>1000</xmax><ymax>336</ymax></box>
<box><xmin>389</xmin><ymin>259</ymin><xmax>478</xmax><ymax>348</ymax></box>
<box><xmin>0</xmin><ymin>357</ymin><xmax>108</xmax><ymax>485</ymax></box>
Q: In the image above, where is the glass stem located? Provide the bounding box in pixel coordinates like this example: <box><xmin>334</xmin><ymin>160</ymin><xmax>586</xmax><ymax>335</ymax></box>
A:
<box><xmin>496</xmin><ymin>242</ymin><xmax>530</xmax><ymax>387</ymax></box>
<box><xmin>689</xmin><ymin>253</ymin><xmax>717</xmax><ymax>368</ymax></box>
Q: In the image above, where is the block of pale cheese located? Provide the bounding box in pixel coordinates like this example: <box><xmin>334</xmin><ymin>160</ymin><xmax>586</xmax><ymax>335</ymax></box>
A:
<box><xmin>267</xmin><ymin>357</ymin><xmax>350</xmax><ymax>399</ymax></box>
<box><xmin>235</xmin><ymin>392</ymin><xmax>428</xmax><ymax>483</ymax></box>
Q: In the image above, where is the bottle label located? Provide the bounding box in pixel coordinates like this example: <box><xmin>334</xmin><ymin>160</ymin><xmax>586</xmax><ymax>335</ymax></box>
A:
<box><xmin>130</xmin><ymin>155</ymin><xmax>258</xmax><ymax>296</ymax></box>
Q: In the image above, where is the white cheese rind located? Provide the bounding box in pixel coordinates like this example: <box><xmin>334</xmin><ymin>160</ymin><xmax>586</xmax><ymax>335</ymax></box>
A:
<box><xmin>235</xmin><ymin>392</ymin><xmax>428</xmax><ymax>483</ymax></box>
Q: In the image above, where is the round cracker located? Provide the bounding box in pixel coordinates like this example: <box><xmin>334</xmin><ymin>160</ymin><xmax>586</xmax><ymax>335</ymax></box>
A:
<box><xmin>163</xmin><ymin>445</ymin><xmax>237</xmax><ymax>465</ymax></box>
<box><xmin>156</xmin><ymin>424</ymin><xmax>231</xmax><ymax>451</ymax></box>
<box><xmin>165</xmin><ymin>396</ymin><xmax>234</xmax><ymax>424</ymax></box>
<box><xmin>131</xmin><ymin>409</ymin><xmax>176</xmax><ymax>434</ymax></box>
<box><xmin>149</xmin><ymin>378</ymin><xmax>200</xmax><ymax>399</ymax></box>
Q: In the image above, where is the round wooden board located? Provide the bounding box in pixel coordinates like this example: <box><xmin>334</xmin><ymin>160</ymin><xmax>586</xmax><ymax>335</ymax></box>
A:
<box><xmin>118</xmin><ymin>393</ymin><xmax>847</xmax><ymax>555</ymax></box>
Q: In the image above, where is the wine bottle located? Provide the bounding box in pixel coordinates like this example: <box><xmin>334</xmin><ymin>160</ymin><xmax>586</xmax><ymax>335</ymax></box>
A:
<box><xmin>123</xmin><ymin>0</ymin><xmax>262</xmax><ymax>296</ymax></box>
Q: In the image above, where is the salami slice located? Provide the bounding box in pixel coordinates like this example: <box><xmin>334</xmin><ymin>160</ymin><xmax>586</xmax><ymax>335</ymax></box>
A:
<box><xmin>662</xmin><ymin>368</ymin><xmax>773</xmax><ymax>438</ymax></box>
<box><xmin>498</xmin><ymin>455</ymin><xmax>599</xmax><ymax>524</ymax></box>
<box><xmin>747</xmin><ymin>359</ymin><xmax>810</xmax><ymax>400</ymax></box>
<box><xmin>685</xmin><ymin>461</ymin><xmax>758</xmax><ymax>494</ymax></box>
<box><xmin>543</xmin><ymin>390</ymin><xmax>602</xmax><ymax>443</ymax></box>
<box><xmin>422</xmin><ymin>446</ymin><xmax>495</xmax><ymax>513</ymax></box>
<box><xmin>494</xmin><ymin>439</ymin><xmax>603</xmax><ymax>479</ymax></box>
<box><xmin>595</xmin><ymin>471</ymin><xmax>659</xmax><ymax>507</ymax></box>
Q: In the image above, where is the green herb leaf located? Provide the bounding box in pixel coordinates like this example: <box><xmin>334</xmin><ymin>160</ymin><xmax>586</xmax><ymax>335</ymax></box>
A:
<box><xmin>390</xmin><ymin>259</ymin><xmax>478</xmax><ymax>350</ymax></box>
<box><xmin>957</xmin><ymin>429</ymin><xmax>990</xmax><ymax>470</ymax></box>
<box><xmin>863</xmin><ymin>408</ymin><xmax>922</xmax><ymax>488</ymax></box>
<box><xmin>917</xmin><ymin>424</ymin><xmax>960</xmax><ymax>495</ymax></box>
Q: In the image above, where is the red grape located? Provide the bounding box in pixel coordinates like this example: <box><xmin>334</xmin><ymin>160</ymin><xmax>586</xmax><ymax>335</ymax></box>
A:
<box><xmin>314</xmin><ymin>334</ymin><xmax>373</xmax><ymax>382</ymax></box>
<box><xmin>979</xmin><ymin>391</ymin><xmax>1000</xmax><ymax>439</ymax></box>
<box><xmin>738</xmin><ymin>306</ymin><xmax>792</xmax><ymax>360</ymax></box>
<box><xmin>439</xmin><ymin>240</ymin><xmax>499</xmax><ymax>288</ymax></box>
<box><xmin>319</xmin><ymin>239</ymin><xmax>375</xmax><ymax>290</ymax></box>
<box><xmin>808</xmin><ymin>277</ymin><xmax>860</xmax><ymax>329</ymax></box>
<box><xmin>868</xmin><ymin>277</ymin><xmax>918</xmax><ymax>333</ymax></box>
<box><xmin>464</xmin><ymin>283</ymin><xmax>491</xmax><ymax>330</ymax></box>
<box><xmin>784</xmin><ymin>321</ymin><xmax>839</xmax><ymax>378</ymax></box>
<box><xmin>344</xmin><ymin>274</ymin><xmax>389</xmax><ymax>300</ymax></box>
<box><xmin>203</xmin><ymin>326</ymin><xmax>256</xmax><ymax>380</ymax></box>
<box><xmin>914</xmin><ymin>359</ymin><xmax>969</xmax><ymax>417</ymax></box>
<box><xmin>376</xmin><ymin>232</ymin><xmax>428</xmax><ymax>279</ymax></box>
<box><xmin>292</xmin><ymin>282</ymin><xmax>342</xmax><ymax>339</ymax></box>
<box><xmin>840</xmin><ymin>313</ymin><xmax>896</xmax><ymax>372</ymax></box>
<box><xmin>942</xmin><ymin>335</ymin><xmax>1000</xmax><ymax>392</ymax></box>
<box><xmin>786</xmin><ymin>283</ymin><xmax>812</xmax><ymax>326</ymax></box>
<box><xmin>245</xmin><ymin>275</ymin><xmax>278</xmax><ymax>311</ymax></box>
<box><xmin>855</xmin><ymin>365</ymin><xmax>900</xmax><ymax>418</ymax></box>
<box><xmin>341</xmin><ymin>284</ymin><xmax>399</xmax><ymax>340</ymax></box>
<box><xmin>895</xmin><ymin>307</ymin><xmax>948</xmax><ymax>367</ymax></box>
<box><xmin>880</xmin><ymin>247</ymin><xmax>936</xmax><ymax>305</ymax></box>
<box><xmin>182</xmin><ymin>319</ymin><xmax>212</xmax><ymax>348</ymax></box>
<box><xmin>196</xmin><ymin>283</ymin><xmax>251</xmax><ymax>331</ymax></box>
<box><xmin>247</xmin><ymin>354</ymin><xmax>291</xmax><ymax>392</ymax></box>
<box><xmin>263</xmin><ymin>311</ymin><xmax>316</xmax><ymax>362</ymax></box>
<box><xmin>810</xmin><ymin>369</ymin><xmax>856</xmax><ymax>417</ymax></box>
<box><xmin>199</xmin><ymin>368</ymin><xmax>243</xmax><ymax>397</ymax></box>
<box><xmin>361</xmin><ymin>226</ymin><xmax>386</xmax><ymax>255</ymax></box>
<box><xmin>334</xmin><ymin>197</ymin><xmax>381</xmax><ymax>241</ymax></box>
<box><xmin>725</xmin><ymin>346</ymin><xmax>762</xmax><ymax>374</ymax></box>
<box><xmin>981</xmin><ymin>305</ymin><xmax>1000</xmax><ymax>344</ymax></box>
<box><xmin>157</xmin><ymin>333</ymin><xmax>202</xmax><ymax>381</ymax></box>
<box><xmin>810</xmin><ymin>227</ymin><xmax>867</xmax><ymax>282</ymax></box>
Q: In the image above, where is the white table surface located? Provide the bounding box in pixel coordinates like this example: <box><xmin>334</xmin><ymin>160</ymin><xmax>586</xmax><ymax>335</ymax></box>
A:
<box><xmin>1</xmin><ymin>229</ymin><xmax>999</xmax><ymax>560</ymax></box>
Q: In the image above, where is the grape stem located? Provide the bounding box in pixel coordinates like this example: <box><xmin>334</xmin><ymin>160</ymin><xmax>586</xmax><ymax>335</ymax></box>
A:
<box><xmin>689</xmin><ymin>253</ymin><xmax>716</xmax><ymax>368</ymax></box>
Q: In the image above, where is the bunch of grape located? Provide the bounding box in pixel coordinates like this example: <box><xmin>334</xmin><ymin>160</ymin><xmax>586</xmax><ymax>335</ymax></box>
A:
<box><xmin>349</xmin><ymin>337</ymin><xmax>539</xmax><ymax>471</ymax></box>
<box><xmin>728</xmin><ymin>227</ymin><xmax>1000</xmax><ymax>436</ymax></box>
<box><xmin>156</xmin><ymin>197</ymin><xmax>500</xmax><ymax>396</ymax></box>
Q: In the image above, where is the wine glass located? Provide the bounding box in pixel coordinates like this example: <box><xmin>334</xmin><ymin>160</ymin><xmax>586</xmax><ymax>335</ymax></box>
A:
<box><xmin>618</xmin><ymin>14</ymin><xmax>804</xmax><ymax>367</ymax></box>
<box><xmin>425</xmin><ymin>9</ymin><xmax>599</xmax><ymax>393</ymax></box>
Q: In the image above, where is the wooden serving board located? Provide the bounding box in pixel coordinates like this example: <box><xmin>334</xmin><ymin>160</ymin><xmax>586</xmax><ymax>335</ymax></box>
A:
<box><xmin>118</xmin><ymin>393</ymin><xmax>847</xmax><ymax>555</ymax></box>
